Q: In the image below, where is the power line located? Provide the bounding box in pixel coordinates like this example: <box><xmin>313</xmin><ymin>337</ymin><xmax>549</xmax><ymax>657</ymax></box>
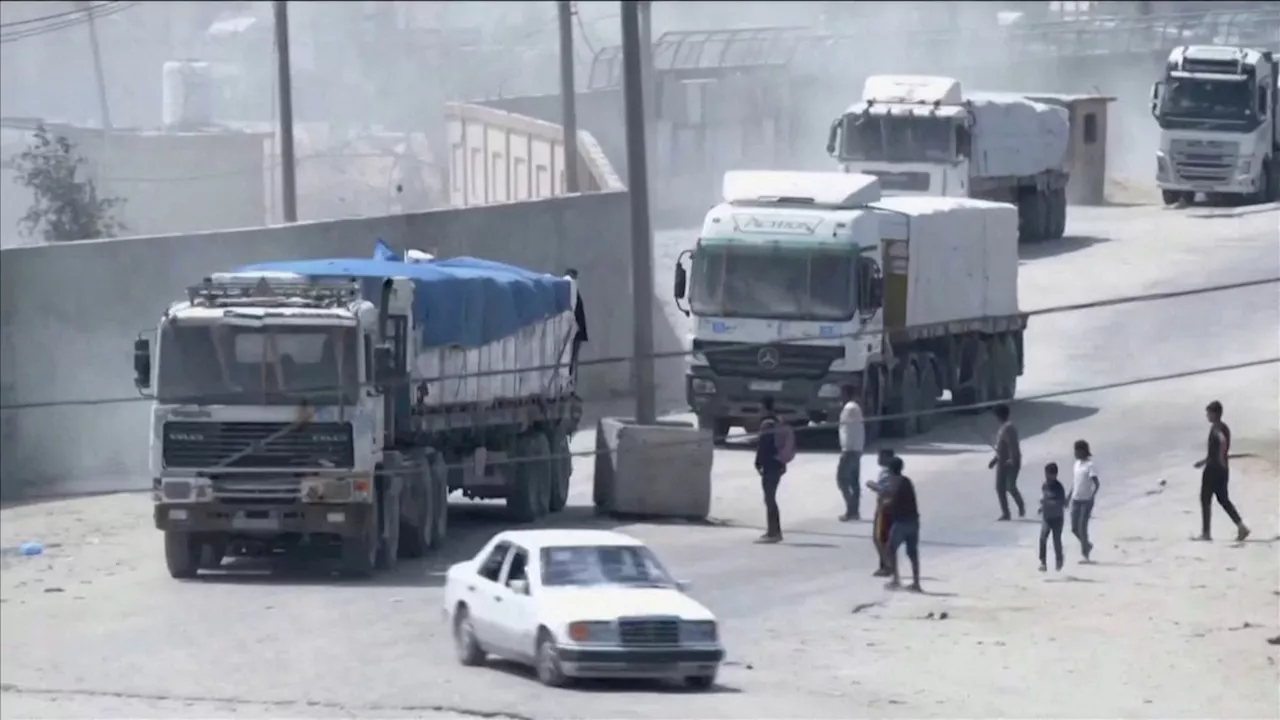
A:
<box><xmin>1</xmin><ymin>275</ymin><xmax>1276</xmax><ymax>412</ymax></box>
<box><xmin>0</xmin><ymin>1</ymin><xmax>137</xmax><ymax>44</ymax></box>
<box><xmin>0</xmin><ymin>1</ymin><xmax>118</xmax><ymax>30</ymax></box>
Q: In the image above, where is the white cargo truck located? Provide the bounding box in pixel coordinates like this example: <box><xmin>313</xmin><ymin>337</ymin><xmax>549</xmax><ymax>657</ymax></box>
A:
<box><xmin>133</xmin><ymin>248</ymin><xmax>584</xmax><ymax>579</ymax></box>
<box><xmin>672</xmin><ymin>171</ymin><xmax>1027</xmax><ymax>443</ymax></box>
<box><xmin>1151</xmin><ymin>45</ymin><xmax>1279</xmax><ymax>206</ymax></box>
<box><xmin>826</xmin><ymin>74</ymin><xmax>1072</xmax><ymax>243</ymax></box>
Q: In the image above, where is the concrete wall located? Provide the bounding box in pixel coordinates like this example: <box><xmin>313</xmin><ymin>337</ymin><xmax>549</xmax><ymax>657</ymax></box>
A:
<box><xmin>0</xmin><ymin>191</ymin><xmax>631</xmax><ymax>500</ymax></box>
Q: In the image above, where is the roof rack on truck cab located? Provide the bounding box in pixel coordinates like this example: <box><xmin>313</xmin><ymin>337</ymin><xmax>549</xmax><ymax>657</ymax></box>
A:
<box><xmin>188</xmin><ymin>272</ymin><xmax>362</xmax><ymax>308</ymax></box>
<box><xmin>722</xmin><ymin>170</ymin><xmax>882</xmax><ymax>209</ymax></box>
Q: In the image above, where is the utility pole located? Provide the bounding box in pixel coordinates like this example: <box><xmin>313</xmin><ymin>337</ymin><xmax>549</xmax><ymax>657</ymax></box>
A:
<box><xmin>556</xmin><ymin>1</ymin><xmax>581</xmax><ymax>194</ymax></box>
<box><xmin>637</xmin><ymin>1</ymin><xmax>655</xmax><ymax>187</ymax></box>
<box><xmin>76</xmin><ymin>1</ymin><xmax>112</xmax><ymax>130</ymax></box>
<box><xmin>621</xmin><ymin>1</ymin><xmax>656</xmax><ymax>425</ymax></box>
<box><xmin>273</xmin><ymin>0</ymin><xmax>299</xmax><ymax>223</ymax></box>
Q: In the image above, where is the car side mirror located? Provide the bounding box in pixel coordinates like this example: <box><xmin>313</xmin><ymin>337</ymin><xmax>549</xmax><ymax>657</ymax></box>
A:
<box><xmin>507</xmin><ymin>578</ymin><xmax>529</xmax><ymax>595</ymax></box>
<box><xmin>133</xmin><ymin>337</ymin><xmax>152</xmax><ymax>392</ymax></box>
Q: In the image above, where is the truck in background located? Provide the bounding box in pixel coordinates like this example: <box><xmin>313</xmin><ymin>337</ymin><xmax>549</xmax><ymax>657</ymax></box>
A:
<box><xmin>671</xmin><ymin>171</ymin><xmax>1026</xmax><ymax>444</ymax></box>
<box><xmin>826</xmin><ymin>74</ymin><xmax>1072</xmax><ymax>243</ymax></box>
<box><xmin>133</xmin><ymin>247</ymin><xmax>583</xmax><ymax>579</ymax></box>
<box><xmin>1151</xmin><ymin>45</ymin><xmax>1279</xmax><ymax>207</ymax></box>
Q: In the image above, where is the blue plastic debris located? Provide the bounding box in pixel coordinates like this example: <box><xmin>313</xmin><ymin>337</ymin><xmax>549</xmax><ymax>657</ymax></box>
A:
<box><xmin>18</xmin><ymin>541</ymin><xmax>43</xmax><ymax>556</ymax></box>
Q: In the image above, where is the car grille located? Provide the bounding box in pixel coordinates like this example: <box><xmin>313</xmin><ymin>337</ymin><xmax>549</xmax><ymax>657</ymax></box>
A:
<box><xmin>694</xmin><ymin>340</ymin><xmax>844</xmax><ymax>380</ymax></box>
<box><xmin>1168</xmin><ymin>138</ymin><xmax>1238</xmax><ymax>185</ymax></box>
<box><xmin>162</xmin><ymin>421</ymin><xmax>354</xmax><ymax>470</ymax></box>
<box><xmin>618</xmin><ymin>617</ymin><xmax>681</xmax><ymax>647</ymax></box>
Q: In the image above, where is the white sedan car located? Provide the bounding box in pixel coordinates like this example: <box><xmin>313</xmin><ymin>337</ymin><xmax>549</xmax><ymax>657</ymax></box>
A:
<box><xmin>442</xmin><ymin>528</ymin><xmax>724</xmax><ymax>688</ymax></box>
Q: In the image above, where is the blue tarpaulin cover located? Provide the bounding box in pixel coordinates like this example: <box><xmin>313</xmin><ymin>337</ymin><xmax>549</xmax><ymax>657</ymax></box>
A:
<box><xmin>238</xmin><ymin>245</ymin><xmax>572</xmax><ymax>349</ymax></box>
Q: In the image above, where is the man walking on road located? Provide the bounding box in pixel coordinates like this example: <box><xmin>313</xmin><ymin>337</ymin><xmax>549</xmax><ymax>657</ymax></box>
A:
<box><xmin>755</xmin><ymin>396</ymin><xmax>789</xmax><ymax>544</ymax></box>
<box><xmin>989</xmin><ymin>404</ymin><xmax>1025</xmax><ymax>520</ymax></box>
<box><xmin>1039</xmin><ymin>462</ymin><xmax>1067</xmax><ymax>572</ymax></box>
<box><xmin>1068</xmin><ymin>440</ymin><xmax>1100</xmax><ymax>562</ymax></box>
<box><xmin>1194</xmin><ymin>401</ymin><xmax>1250</xmax><ymax>542</ymax></box>
<box><xmin>882</xmin><ymin>456</ymin><xmax>921</xmax><ymax>592</ymax></box>
<box><xmin>836</xmin><ymin>383</ymin><xmax>865</xmax><ymax>522</ymax></box>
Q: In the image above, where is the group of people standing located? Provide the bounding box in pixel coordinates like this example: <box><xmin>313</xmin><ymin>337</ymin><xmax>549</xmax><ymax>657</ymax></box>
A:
<box><xmin>753</xmin><ymin>387</ymin><xmax>1252</xmax><ymax>582</ymax></box>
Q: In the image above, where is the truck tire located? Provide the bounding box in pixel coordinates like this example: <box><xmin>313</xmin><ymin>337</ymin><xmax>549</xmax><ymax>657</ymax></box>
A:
<box><xmin>1017</xmin><ymin>191</ymin><xmax>1046</xmax><ymax>243</ymax></box>
<box><xmin>164</xmin><ymin>530</ymin><xmax>200</xmax><ymax>580</ymax></box>
<box><xmin>697</xmin><ymin>415</ymin><xmax>731</xmax><ymax>445</ymax></box>
<box><xmin>883</xmin><ymin>362</ymin><xmax>919</xmax><ymax>438</ymax></box>
<box><xmin>1257</xmin><ymin>159</ymin><xmax>1277</xmax><ymax>205</ymax></box>
<box><xmin>341</xmin><ymin>529</ymin><xmax>377</xmax><ymax>578</ymax></box>
<box><xmin>375</xmin><ymin>486</ymin><xmax>400</xmax><ymax>571</ymax></box>
<box><xmin>505</xmin><ymin>434</ymin><xmax>550</xmax><ymax>522</ymax></box>
<box><xmin>429</xmin><ymin>453</ymin><xmax>450</xmax><ymax>548</ymax></box>
<box><xmin>915</xmin><ymin>355</ymin><xmax>940</xmax><ymax>434</ymax></box>
<box><xmin>548</xmin><ymin>430</ymin><xmax>571</xmax><ymax>513</ymax></box>
<box><xmin>991</xmin><ymin>336</ymin><xmax>1019</xmax><ymax>401</ymax></box>
<box><xmin>955</xmin><ymin>340</ymin><xmax>991</xmax><ymax>412</ymax></box>
<box><xmin>1048</xmin><ymin>187</ymin><xmax>1067</xmax><ymax>240</ymax></box>
<box><xmin>198</xmin><ymin>537</ymin><xmax>227</xmax><ymax>570</ymax></box>
<box><xmin>1162</xmin><ymin>190</ymin><xmax>1181</xmax><ymax>207</ymax></box>
<box><xmin>862</xmin><ymin>365</ymin><xmax>886</xmax><ymax>443</ymax></box>
<box><xmin>399</xmin><ymin>462</ymin><xmax>432</xmax><ymax>559</ymax></box>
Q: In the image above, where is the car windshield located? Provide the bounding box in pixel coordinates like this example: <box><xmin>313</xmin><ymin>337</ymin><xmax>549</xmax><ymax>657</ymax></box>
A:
<box><xmin>1160</xmin><ymin>77</ymin><xmax>1253</xmax><ymax>122</ymax></box>
<box><xmin>540</xmin><ymin>545</ymin><xmax>677</xmax><ymax>588</ymax></box>
<box><xmin>841</xmin><ymin>114</ymin><xmax>956</xmax><ymax>163</ymax></box>
<box><xmin>156</xmin><ymin>324</ymin><xmax>359</xmax><ymax>406</ymax></box>
<box><xmin>689</xmin><ymin>243</ymin><xmax>856</xmax><ymax>321</ymax></box>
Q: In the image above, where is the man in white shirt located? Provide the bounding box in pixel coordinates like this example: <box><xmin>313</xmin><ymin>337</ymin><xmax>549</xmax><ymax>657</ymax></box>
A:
<box><xmin>837</xmin><ymin>384</ymin><xmax>866</xmax><ymax>521</ymax></box>
<box><xmin>1067</xmin><ymin>439</ymin><xmax>1100</xmax><ymax>562</ymax></box>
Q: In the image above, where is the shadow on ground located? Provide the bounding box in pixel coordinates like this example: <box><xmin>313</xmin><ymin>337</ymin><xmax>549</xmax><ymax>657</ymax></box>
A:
<box><xmin>1019</xmin><ymin>234</ymin><xmax>1109</xmax><ymax>262</ymax></box>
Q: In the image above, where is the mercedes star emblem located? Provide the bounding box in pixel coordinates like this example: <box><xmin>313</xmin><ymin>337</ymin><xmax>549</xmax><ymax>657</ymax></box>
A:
<box><xmin>757</xmin><ymin>347</ymin><xmax>780</xmax><ymax>370</ymax></box>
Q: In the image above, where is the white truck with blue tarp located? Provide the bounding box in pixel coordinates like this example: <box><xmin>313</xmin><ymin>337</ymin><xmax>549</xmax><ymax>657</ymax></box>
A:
<box><xmin>672</xmin><ymin>171</ymin><xmax>1026</xmax><ymax>444</ymax></box>
<box><xmin>133</xmin><ymin>244</ymin><xmax>584</xmax><ymax>578</ymax></box>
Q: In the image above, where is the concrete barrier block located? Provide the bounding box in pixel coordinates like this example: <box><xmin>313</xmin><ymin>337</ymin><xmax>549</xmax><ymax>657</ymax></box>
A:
<box><xmin>592</xmin><ymin>417</ymin><xmax>713</xmax><ymax>520</ymax></box>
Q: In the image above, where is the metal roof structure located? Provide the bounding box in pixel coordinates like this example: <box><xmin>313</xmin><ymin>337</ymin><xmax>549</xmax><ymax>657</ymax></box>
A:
<box><xmin>587</xmin><ymin>8</ymin><xmax>1280</xmax><ymax>89</ymax></box>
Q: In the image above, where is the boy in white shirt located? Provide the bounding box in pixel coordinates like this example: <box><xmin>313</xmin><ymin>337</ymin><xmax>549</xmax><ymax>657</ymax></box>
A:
<box><xmin>1067</xmin><ymin>439</ymin><xmax>1100</xmax><ymax>562</ymax></box>
<box><xmin>836</xmin><ymin>384</ymin><xmax>865</xmax><ymax>521</ymax></box>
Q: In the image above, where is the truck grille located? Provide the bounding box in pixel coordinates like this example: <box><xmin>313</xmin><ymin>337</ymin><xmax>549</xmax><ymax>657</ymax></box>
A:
<box><xmin>162</xmin><ymin>421</ymin><xmax>354</xmax><ymax>470</ymax></box>
<box><xmin>1169</xmin><ymin>138</ymin><xmax>1238</xmax><ymax>185</ymax></box>
<box><xmin>210</xmin><ymin>476</ymin><xmax>302</xmax><ymax>503</ymax></box>
<box><xmin>618</xmin><ymin>617</ymin><xmax>680</xmax><ymax>647</ymax></box>
<box><xmin>694</xmin><ymin>340</ymin><xmax>844</xmax><ymax>379</ymax></box>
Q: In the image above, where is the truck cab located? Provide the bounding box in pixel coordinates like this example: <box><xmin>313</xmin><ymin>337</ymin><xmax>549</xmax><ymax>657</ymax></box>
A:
<box><xmin>1152</xmin><ymin>45</ymin><xmax>1280</xmax><ymax>206</ymax></box>
<box><xmin>672</xmin><ymin>171</ymin><xmax>885</xmax><ymax>442</ymax></box>
<box><xmin>826</xmin><ymin>75</ymin><xmax>974</xmax><ymax>198</ymax></box>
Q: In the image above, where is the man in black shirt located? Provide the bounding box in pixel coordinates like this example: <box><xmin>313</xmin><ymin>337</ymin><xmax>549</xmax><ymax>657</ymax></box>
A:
<box><xmin>754</xmin><ymin>395</ymin><xmax>786</xmax><ymax>543</ymax></box>
<box><xmin>1193</xmin><ymin>400</ymin><xmax>1250</xmax><ymax>542</ymax></box>
<box><xmin>883</xmin><ymin>457</ymin><xmax>921</xmax><ymax>592</ymax></box>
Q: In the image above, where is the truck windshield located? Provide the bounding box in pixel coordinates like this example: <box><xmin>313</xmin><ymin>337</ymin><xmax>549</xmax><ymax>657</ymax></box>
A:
<box><xmin>156</xmin><ymin>324</ymin><xmax>359</xmax><ymax>406</ymax></box>
<box><xmin>841</xmin><ymin>114</ymin><xmax>955</xmax><ymax>163</ymax></box>
<box><xmin>689</xmin><ymin>244</ymin><xmax>855</xmax><ymax>321</ymax></box>
<box><xmin>1160</xmin><ymin>77</ymin><xmax>1254</xmax><ymax>122</ymax></box>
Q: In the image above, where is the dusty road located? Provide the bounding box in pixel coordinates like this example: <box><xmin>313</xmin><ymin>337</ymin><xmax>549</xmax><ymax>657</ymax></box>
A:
<box><xmin>2</xmin><ymin>202</ymin><xmax>1277</xmax><ymax>718</ymax></box>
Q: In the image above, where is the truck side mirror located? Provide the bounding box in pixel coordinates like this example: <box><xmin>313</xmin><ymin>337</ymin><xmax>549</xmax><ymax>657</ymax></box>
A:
<box><xmin>133</xmin><ymin>337</ymin><xmax>151</xmax><ymax>391</ymax></box>
<box><xmin>1150</xmin><ymin>81</ymin><xmax>1163</xmax><ymax>117</ymax></box>
<box><xmin>1258</xmin><ymin>87</ymin><xmax>1269</xmax><ymax>117</ymax></box>
<box><xmin>826</xmin><ymin>119</ymin><xmax>840</xmax><ymax>156</ymax></box>
<box><xmin>673</xmin><ymin>262</ymin><xmax>687</xmax><ymax>300</ymax></box>
<box><xmin>372</xmin><ymin>344</ymin><xmax>395</xmax><ymax>391</ymax></box>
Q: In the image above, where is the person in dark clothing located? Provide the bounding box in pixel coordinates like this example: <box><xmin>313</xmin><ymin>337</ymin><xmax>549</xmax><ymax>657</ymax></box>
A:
<box><xmin>1193</xmin><ymin>400</ymin><xmax>1250</xmax><ymax>542</ymax></box>
<box><xmin>755</xmin><ymin>395</ymin><xmax>786</xmax><ymax>543</ymax></box>
<box><xmin>882</xmin><ymin>457</ymin><xmax>921</xmax><ymax>592</ymax></box>
<box><xmin>1038</xmin><ymin>462</ymin><xmax>1067</xmax><ymax>572</ymax></box>
<box><xmin>988</xmin><ymin>403</ymin><xmax>1026</xmax><ymax>520</ymax></box>
<box><xmin>564</xmin><ymin>268</ymin><xmax>588</xmax><ymax>376</ymax></box>
<box><xmin>866</xmin><ymin>448</ymin><xmax>896</xmax><ymax>577</ymax></box>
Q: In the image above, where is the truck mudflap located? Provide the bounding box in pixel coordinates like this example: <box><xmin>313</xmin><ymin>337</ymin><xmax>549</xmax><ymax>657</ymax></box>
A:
<box><xmin>154</xmin><ymin>502</ymin><xmax>375</xmax><ymax>538</ymax></box>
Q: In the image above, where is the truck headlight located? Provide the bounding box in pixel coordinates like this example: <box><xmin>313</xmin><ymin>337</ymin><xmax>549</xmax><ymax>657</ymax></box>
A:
<box><xmin>567</xmin><ymin>621</ymin><xmax>619</xmax><ymax>645</ymax></box>
<box><xmin>160</xmin><ymin>478</ymin><xmax>213</xmax><ymax>502</ymax></box>
<box><xmin>1236</xmin><ymin>159</ymin><xmax>1252</xmax><ymax>176</ymax></box>
<box><xmin>817</xmin><ymin>383</ymin><xmax>842</xmax><ymax>399</ymax></box>
<box><xmin>680</xmin><ymin>620</ymin><xmax>718</xmax><ymax>644</ymax></box>
<box><xmin>691</xmin><ymin>378</ymin><xmax>717</xmax><ymax>394</ymax></box>
<box><xmin>1156</xmin><ymin>153</ymin><xmax>1169</xmax><ymax>179</ymax></box>
<box><xmin>301</xmin><ymin>477</ymin><xmax>354</xmax><ymax>502</ymax></box>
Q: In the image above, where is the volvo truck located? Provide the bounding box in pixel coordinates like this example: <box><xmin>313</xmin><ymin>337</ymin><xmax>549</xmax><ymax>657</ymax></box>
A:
<box><xmin>133</xmin><ymin>246</ymin><xmax>583</xmax><ymax>579</ymax></box>
<box><xmin>827</xmin><ymin>74</ymin><xmax>1072</xmax><ymax>243</ymax></box>
<box><xmin>671</xmin><ymin>171</ymin><xmax>1027</xmax><ymax>444</ymax></box>
<box><xmin>1152</xmin><ymin>45</ymin><xmax>1279</xmax><ymax>206</ymax></box>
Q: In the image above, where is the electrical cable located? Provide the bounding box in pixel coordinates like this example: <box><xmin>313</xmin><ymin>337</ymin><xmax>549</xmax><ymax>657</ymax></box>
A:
<box><xmin>1</xmin><ymin>275</ymin><xmax>1276</xmax><ymax>412</ymax></box>
<box><xmin>0</xmin><ymin>1</ymin><xmax>118</xmax><ymax>30</ymax></box>
<box><xmin>0</xmin><ymin>1</ymin><xmax>137</xmax><ymax>44</ymax></box>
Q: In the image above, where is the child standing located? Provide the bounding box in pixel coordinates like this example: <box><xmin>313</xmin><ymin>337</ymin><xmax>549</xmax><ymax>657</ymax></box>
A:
<box><xmin>1038</xmin><ymin>462</ymin><xmax>1067</xmax><ymax>572</ymax></box>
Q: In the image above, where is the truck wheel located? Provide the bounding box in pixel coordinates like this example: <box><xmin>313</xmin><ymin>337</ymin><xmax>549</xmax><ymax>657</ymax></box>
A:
<box><xmin>862</xmin><ymin>365</ymin><xmax>886</xmax><ymax>443</ymax></box>
<box><xmin>1049</xmin><ymin>187</ymin><xmax>1067</xmax><ymax>240</ymax></box>
<box><xmin>530</xmin><ymin>434</ymin><xmax>554</xmax><ymax>518</ymax></box>
<box><xmin>198</xmin><ymin>537</ymin><xmax>227</xmax><ymax>570</ymax></box>
<box><xmin>429</xmin><ymin>454</ymin><xmax>449</xmax><ymax>548</ymax></box>
<box><xmin>883</xmin><ymin>362</ymin><xmax>918</xmax><ymax>439</ymax></box>
<box><xmin>697</xmin><ymin>415</ymin><xmax>731</xmax><ymax>445</ymax></box>
<box><xmin>548</xmin><ymin>431</ymin><xmax>571</xmax><ymax>513</ymax></box>
<box><xmin>1017</xmin><ymin>191</ymin><xmax>1046</xmax><ymax>243</ymax></box>
<box><xmin>955</xmin><ymin>341</ymin><xmax>990</xmax><ymax>412</ymax></box>
<box><xmin>164</xmin><ymin>531</ymin><xmax>200</xmax><ymax>580</ymax></box>
<box><xmin>1258</xmin><ymin>159</ymin><xmax>1276</xmax><ymax>205</ymax></box>
<box><xmin>341</xmin><ymin>523</ymin><xmax>378</xmax><ymax>578</ymax></box>
<box><xmin>1162</xmin><ymin>190</ymin><xmax>1180</xmax><ymax>207</ymax></box>
<box><xmin>915</xmin><ymin>357</ymin><xmax>940</xmax><ymax>433</ymax></box>
<box><xmin>505</xmin><ymin>435</ymin><xmax>546</xmax><ymax>522</ymax></box>
<box><xmin>375</xmin><ymin>487</ymin><xmax>400</xmax><ymax>571</ymax></box>
<box><xmin>992</xmin><ymin>336</ymin><xmax>1019</xmax><ymax>401</ymax></box>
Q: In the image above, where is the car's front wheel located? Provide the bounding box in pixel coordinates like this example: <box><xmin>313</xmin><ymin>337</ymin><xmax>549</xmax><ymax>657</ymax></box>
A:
<box><xmin>685</xmin><ymin>672</ymin><xmax>717</xmax><ymax>690</ymax></box>
<box><xmin>535</xmin><ymin>632</ymin><xmax>568</xmax><ymax>687</ymax></box>
<box><xmin>453</xmin><ymin>606</ymin><xmax>485</xmax><ymax>667</ymax></box>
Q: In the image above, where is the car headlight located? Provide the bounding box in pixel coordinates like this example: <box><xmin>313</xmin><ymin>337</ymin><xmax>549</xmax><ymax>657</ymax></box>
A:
<box><xmin>691</xmin><ymin>378</ymin><xmax>716</xmax><ymax>394</ymax></box>
<box><xmin>680</xmin><ymin>620</ymin><xmax>718</xmax><ymax>644</ymax></box>
<box><xmin>567</xmin><ymin>621</ymin><xmax>619</xmax><ymax>645</ymax></box>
